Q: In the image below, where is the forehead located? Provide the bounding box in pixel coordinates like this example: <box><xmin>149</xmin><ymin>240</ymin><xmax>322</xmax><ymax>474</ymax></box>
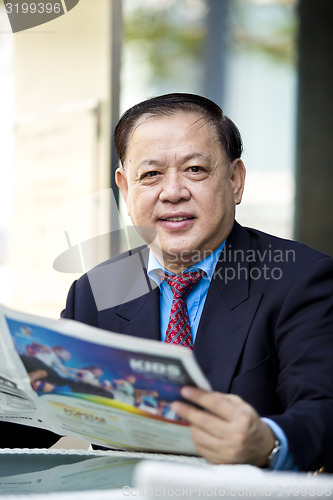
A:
<box><xmin>126</xmin><ymin>111</ymin><xmax>222</xmax><ymax>161</ymax></box>
<box><xmin>131</xmin><ymin>111</ymin><xmax>214</xmax><ymax>140</ymax></box>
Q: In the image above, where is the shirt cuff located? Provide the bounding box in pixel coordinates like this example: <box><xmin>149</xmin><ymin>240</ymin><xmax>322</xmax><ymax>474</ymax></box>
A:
<box><xmin>261</xmin><ymin>417</ymin><xmax>298</xmax><ymax>471</ymax></box>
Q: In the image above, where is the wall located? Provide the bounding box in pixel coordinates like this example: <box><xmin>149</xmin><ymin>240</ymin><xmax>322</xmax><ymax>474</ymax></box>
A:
<box><xmin>7</xmin><ymin>0</ymin><xmax>112</xmax><ymax>317</ymax></box>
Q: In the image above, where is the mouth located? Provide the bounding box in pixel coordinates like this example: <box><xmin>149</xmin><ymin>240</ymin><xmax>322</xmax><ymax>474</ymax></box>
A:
<box><xmin>158</xmin><ymin>213</ymin><xmax>195</xmax><ymax>230</ymax></box>
<box><xmin>159</xmin><ymin>212</ymin><xmax>194</xmax><ymax>221</ymax></box>
<box><xmin>160</xmin><ymin>216</ymin><xmax>194</xmax><ymax>222</ymax></box>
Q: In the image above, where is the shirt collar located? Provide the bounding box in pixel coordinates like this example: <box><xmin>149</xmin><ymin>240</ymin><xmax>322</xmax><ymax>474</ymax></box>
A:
<box><xmin>147</xmin><ymin>241</ymin><xmax>226</xmax><ymax>286</ymax></box>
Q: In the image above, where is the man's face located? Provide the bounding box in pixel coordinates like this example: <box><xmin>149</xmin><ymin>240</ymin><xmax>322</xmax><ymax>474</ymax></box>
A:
<box><xmin>116</xmin><ymin>111</ymin><xmax>245</xmax><ymax>272</ymax></box>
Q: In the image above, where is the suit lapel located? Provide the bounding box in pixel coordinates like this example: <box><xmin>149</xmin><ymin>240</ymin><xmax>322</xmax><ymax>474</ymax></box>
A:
<box><xmin>194</xmin><ymin>222</ymin><xmax>262</xmax><ymax>393</ymax></box>
<box><xmin>98</xmin><ymin>245</ymin><xmax>161</xmax><ymax>342</ymax></box>
<box><xmin>115</xmin><ymin>287</ymin><xmax>161</xmax><ymax>341</ymax></box>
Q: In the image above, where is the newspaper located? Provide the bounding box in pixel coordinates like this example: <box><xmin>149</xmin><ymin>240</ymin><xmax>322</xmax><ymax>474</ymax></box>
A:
<box><xmin>0</xmin><ymin>305</ymin><xmax>211</xmax><ymax>455</ymax></box>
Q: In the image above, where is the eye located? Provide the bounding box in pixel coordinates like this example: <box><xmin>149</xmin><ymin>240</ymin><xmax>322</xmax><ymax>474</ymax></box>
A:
<box><xmin>185</xmin><ymin>165</ymin><xmax>209</xmax><ymax>180</ymax></box>
<box><xmin>141</xmin><ymin>170</ymin><xmax>160</xmax><ymax>180</ymax></box>
<box><xmin>139</xmin><ymin>170</ymin><xmax>163</xmax><ymax>184</ymax></box>
<box><xmin>187</xmin><ymin>166</ymin><xmax>206</xmax><ymax>174</ymax></box>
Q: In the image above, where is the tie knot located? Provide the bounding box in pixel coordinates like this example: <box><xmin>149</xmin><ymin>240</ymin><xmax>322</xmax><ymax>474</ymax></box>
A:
<box><xmin>160</xmin><ymin>270</ymin><xmax>205</xmax><ymax>299</ymax></box>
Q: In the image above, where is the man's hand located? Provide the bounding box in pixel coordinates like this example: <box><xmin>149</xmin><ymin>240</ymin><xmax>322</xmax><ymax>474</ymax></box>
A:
<box><xmin>171</xmin><ymin>387</ymin><xmax>275</xmax><ymax>466</ymax></box>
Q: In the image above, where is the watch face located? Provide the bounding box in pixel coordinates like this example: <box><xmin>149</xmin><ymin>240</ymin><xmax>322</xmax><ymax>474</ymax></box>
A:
<box><xmin>268</xmin><ymin>440</ymin><xmax>281</xmax><ymax>469</ymax></box>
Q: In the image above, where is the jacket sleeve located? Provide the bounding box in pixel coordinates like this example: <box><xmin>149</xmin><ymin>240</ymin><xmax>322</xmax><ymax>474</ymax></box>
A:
<box><xmin>0</xmin><ymin>421</ymin><xmax>60</xmax><ymax>449</ymax></box>
<box><xmin>269</xmin><ymin>256</ymin><xmax>333</xmax><ymax>472</ymax></box>
<box><xmin>61</xmin><ymin>275</ymin><xmax>99</xmax><ymax>327</ymax></box>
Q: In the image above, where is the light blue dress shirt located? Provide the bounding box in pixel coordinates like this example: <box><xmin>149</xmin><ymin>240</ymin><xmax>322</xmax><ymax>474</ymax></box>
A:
<box><xmin>148</xmin><ymin>242</ymin><xmax>226</xmax><ymax>342</ymax></box>
<box><xmin>147</xmin><ymin>243</ymin><xmax>296</xmax><ymax>471</ymax></box>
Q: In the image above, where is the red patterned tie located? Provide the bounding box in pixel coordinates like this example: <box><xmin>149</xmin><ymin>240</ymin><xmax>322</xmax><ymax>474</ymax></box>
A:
<box><xmin>160</xmin><ymin>271</ymin><xmax>205</xmax><ymax>350</ymax></box>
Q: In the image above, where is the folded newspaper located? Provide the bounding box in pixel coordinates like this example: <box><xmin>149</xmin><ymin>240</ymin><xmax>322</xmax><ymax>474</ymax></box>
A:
<box><xmin>0</xmin><ymin>305</ymin><xmax>211</xmax><ymax>455</ymax></box>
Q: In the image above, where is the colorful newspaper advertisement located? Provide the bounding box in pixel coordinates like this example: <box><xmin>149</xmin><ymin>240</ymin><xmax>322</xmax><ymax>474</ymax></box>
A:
<box><xmin>0</xmin><ymin>305</ymin><xmax>211</xmax><ymax>455</ymax></box>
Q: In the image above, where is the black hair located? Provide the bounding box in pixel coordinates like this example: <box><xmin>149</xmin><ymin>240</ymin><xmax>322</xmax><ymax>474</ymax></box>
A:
<box><xmin>114</xmin><ymin>93</ymin><xmax>243</xmax><ymax>165</ymax></box>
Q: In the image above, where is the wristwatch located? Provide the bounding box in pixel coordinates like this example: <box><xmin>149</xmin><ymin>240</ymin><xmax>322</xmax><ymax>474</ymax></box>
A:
<box><xmin>267</xmin><ymin>438</ymin><xmax>282</xmax><ymax>469</ymax></box>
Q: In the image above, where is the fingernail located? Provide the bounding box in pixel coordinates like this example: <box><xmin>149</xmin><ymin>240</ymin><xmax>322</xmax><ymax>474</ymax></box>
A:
<box><xmin>171</xmin><ymin>402</ymin><xmax>180</xmax><ymax>413</ymax></box>
<box><xmin>181</xmin><ymin>386</ymin><xmax>194</xmax><ymax>398</ymax></box>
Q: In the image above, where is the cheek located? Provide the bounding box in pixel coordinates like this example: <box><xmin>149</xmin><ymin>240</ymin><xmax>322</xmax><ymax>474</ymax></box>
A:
<box><xmin>125</xmin><ymin>192</ymin><xmax>139</xmax><ymax>221</ymax></box>
<box><xmin>198</xmin><ymin>186</ymin><xmax>226</xmax><ymax>212</ymax></box>
<box><xmin>128</xmin><ymin>190</ymin><xmax>155</xmax><ymax>218</ymax></box>
<box><xmin>202</xmin><ymin>190</ymin><xmax>232</xmax><ymax>226</ymax></box>
<box><xmin>211</xmin><ymin>184</ymin><xmax>233</xmax><ymax>208</ymax></box>
<box><xmin>125</xmin><ymin>194</ymin><xmax>133</xmax><ymax>216</ymax></box>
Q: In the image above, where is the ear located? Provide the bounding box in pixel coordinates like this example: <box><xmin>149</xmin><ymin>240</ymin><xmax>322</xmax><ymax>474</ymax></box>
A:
<box><xmin>115</xmin><ymin>167</ymin><xmax>129</xmax><ymax>204</ymax></box>
<box><xmin>230</xmin><ymin>159</ymin><xmax>246</xmax><ymax>205</ymax></box>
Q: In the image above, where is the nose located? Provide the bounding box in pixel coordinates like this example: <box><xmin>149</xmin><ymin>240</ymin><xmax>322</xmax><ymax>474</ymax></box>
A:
<box><xmin>159</xmin><ymin>172</ymin><xmax>191</xmax><ymax>203</ymax></box>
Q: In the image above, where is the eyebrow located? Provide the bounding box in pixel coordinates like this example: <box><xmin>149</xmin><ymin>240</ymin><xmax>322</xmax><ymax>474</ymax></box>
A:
<box><xmin>137</xmin><ymin>152</ymin><xmax>211</xmax><ymax>169</ymax></box>
<box><xmin>137</xmin><ymin>158</ymin><xmax>163</xmax><ymax>169</ymax></box>
<box><xmin>181</xmin><ymin>152</ymin><xmax>210</xmax><ymax>163</ymax></box>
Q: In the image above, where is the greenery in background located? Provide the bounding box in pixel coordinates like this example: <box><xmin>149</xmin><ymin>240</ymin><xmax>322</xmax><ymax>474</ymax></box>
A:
<box><xmin>231</xmin><ymin>0</ymin><xmax>297</xmax><ymax>65</ymax></box>
<box><xmin>123</xmin><ymin>0</ymin><xmax>206</xmax><ymax>81</ymax></box>
<box><xmin>123</xmin><ymin>0</ymin><xmax>297</xmax><ymax>85</ymax></box>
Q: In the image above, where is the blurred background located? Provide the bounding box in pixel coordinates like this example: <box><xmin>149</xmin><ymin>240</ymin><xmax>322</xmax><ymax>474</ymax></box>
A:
<box><xmin>0</xmin><ymin>0</ymin><xmax>332</xmax><ymax>317</ymax></box>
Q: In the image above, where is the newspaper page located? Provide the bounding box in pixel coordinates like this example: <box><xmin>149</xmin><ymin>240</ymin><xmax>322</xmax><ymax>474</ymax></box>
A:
<box><xmin>0</xmin><ymin>305</ymin><xmax>211</xmax><ymax>455</ymax></box>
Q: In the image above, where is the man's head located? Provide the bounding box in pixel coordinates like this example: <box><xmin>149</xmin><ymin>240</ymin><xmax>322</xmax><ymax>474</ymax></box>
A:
<box><xmin>114</xmin><ymin>93</ymin><xmax>243</xmax><ymax>166</ymax></box>
<box><xmin>115</xmin><ymin>93</ymin><xmax>246</xmax><ymax>273</ymax></box>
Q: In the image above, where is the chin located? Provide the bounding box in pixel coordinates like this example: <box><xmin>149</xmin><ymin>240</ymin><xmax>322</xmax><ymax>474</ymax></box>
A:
<box><xmin>164</xmin><ymin>246</ymin><xmax>200</xmax><ymax>264</ymax></box>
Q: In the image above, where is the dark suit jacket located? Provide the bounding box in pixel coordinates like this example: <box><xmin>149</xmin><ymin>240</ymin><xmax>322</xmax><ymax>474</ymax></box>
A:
<box><xmin>9</xmin><ymin>222</ymin><xmax>333</xmax><ymax>470</ymax></box>
<box><xmin>59</xmin><ymin>221</ymin><xmax>333</xmax><ymax>472</ymax></box>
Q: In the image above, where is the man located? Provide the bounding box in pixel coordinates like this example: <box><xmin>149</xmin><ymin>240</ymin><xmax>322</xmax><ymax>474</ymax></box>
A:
<box><xmin>61</xmin><ymin>93</ymin><xmax>332</xmax><ymax>471</ymax></box>
<box><xmin>61</xmin><ymin>93</ymin><xmax>333</xmax><ymax>471</ymax></box>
